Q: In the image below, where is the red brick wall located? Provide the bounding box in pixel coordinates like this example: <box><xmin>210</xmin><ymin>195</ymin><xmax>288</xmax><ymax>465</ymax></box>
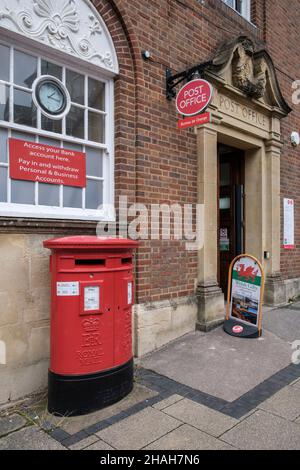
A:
<box><xmin>92</xmin><ymin>0</ymin><xmax>300</xmax><ymax>302</ymax></box>
<box><xmin>262</xmin><ymin>0</ymin><xmax>300</xmax><ymax>280</ymax></box>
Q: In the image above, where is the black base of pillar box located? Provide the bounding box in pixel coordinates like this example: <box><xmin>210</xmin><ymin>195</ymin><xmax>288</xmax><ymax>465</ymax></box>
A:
<box><xmin>48</xmin><ymin>359</ymin><xmax>134</xmax><ymax>417</ymax></box>
<box><xmin>223</xmin><ymin>318</ymin><xmax>260</xmax><ymax>338</ymax></box>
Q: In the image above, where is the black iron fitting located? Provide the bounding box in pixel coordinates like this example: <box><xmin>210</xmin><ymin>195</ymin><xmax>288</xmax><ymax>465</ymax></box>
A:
<box><xmin>166</xmin><ymin>61</ymin><xmax>212</xmax><ymax>100</ymax></box>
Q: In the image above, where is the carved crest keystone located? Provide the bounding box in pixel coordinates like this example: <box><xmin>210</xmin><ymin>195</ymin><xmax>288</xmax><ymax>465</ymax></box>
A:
<box><xmin>204</xmin><ymin>36</ymin><xmax>291</xmax><ymax>115</ymax></box>
<box><xmin>232</xmin><ymin>42</ymin><xmax>267</xmax><ymax>99</ymax></box>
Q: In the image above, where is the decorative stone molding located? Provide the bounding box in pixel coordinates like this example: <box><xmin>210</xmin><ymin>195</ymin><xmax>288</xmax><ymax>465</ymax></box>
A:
<box><xmin>205</xmin><ymin>36</ymin><xmax>291</xmax><ymax>116</ymax></box>
<box><xmin>0</xmin><ymin>0</ymin><xmax>118</xmax><ymax>73</ymax></box>
<box><xmin>232</xmin><ymin>44</ymin><xmax>267</xmax><ymax>99</ymax></box>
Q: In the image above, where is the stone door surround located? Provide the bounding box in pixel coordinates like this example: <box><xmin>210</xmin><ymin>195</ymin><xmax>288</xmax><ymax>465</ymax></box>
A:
<box><xmin>196</xmin><ymin>36</ymin><xmax>291</xmax><ymax>330</ymax></box>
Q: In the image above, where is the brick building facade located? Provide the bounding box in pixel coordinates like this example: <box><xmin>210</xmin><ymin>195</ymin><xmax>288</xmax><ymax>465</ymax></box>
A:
<box><xmin>0</xmin><ymin>0</ymin><xmax>299</xmax><ymax>404</ymax></box>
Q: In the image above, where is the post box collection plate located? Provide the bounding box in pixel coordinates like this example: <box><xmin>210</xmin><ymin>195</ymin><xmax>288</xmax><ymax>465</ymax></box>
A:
<box><xmin>44</xmin><ymin>236</ymin><xmax>138</xmax><ymax>417</ymax></box>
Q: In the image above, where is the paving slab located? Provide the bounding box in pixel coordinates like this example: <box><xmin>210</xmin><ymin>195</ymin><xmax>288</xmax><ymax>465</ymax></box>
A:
<box><xmin>163</xmin><ymin>398</ymin><xmax>238</xmax><ymax>437</ymax></box>
<box><xmin>0</xmin><ymin>426</ymin><xmax>66</xmax><ymax>450</ymax></box>
<box><xmin>258</xmin><ymin>385</ymin><xmax>300</xmax><ymax>420</ymax></box>
<box><xmin>263</xmin><ymin>307</ymin><xmax>300</xmax><ymax>342</ymax></box>
<box><xmin>40</xmin><ymin>384</ymin><xmax>157</xmax><ymax>435</ymax></box>
<box><xmin>292</xmin><ymin>378</ymin><xmax>300</xmax><ymax>389</ymax></box>
<box><xmin>0</xmin><ymin>413</ymin><xmax>27</xmax><ymax>437</ymax></box>
<box><xmin>69</xmin><ymin>435</ymin><xmax>102</xmax><ymax>450</ymax></box>
<box><xmin>144</xmin><ymin>424</ymin><xmax>235</xmax><ymax>450</ymax></box>
<box><xmin>153</xmin><ymin>394</ymin><xmax>184</xmax><ymax>411</ymax></box>
<box><xmin>141</xmin><ymin>328</ymin><xmax>292</xmax><ymax>401</ymax></box>
<box><xmin>85</xmin><ymin>439</ymin><xmax>114</xmax><ymax>450</ymax></box>
<box><xmin>96</xmin><ymin>407</ymin><xmax>181</xmax><ymax>450</ymax></box>
<box><xmin>222</xmin><ymin>409</ymin><xmax>300</xmax><ymax>450</ymax></box>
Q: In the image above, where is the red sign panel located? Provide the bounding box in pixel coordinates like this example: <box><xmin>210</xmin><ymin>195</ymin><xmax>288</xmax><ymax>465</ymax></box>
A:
<box><xmin>176</xmin><ymin>79</ymin><xmax>213</xmax><ymax>117</ymax></box>
<box><xmin>178</xmin><ymin>112</ymin><xmax>211</xmax><ymax>130</ymax></box>
<box><xmin>9</xmin><ymin>138</ymin><xmax>86</xmax><ymax>187</ymax></box>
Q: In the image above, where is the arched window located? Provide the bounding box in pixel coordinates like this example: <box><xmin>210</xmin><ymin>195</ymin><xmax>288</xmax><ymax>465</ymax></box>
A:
<box><xmin>0</xmin><ymin>0</ymin><xmax>118</xmax><ymax>220</ymax></box>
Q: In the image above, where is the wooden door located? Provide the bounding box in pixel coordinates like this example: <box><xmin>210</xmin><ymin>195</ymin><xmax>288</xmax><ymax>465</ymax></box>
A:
<box><xmin>218</xmin><ymin>147</ymin><xmax>245</xmax><ymax>295</ymax></box>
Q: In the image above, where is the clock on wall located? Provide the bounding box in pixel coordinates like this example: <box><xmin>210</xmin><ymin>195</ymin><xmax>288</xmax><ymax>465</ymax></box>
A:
<box><xmin>32</xmin><ymin>75</ymin><xmax>71</xmax><ymax>120</ymax></box>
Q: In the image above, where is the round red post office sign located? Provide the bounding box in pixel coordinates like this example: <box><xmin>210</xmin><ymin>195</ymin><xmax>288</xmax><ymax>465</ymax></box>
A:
<box><xmin>176</xmin><ymin>79</ymin><xmax>213</xmax><ymax>117</ymax></box>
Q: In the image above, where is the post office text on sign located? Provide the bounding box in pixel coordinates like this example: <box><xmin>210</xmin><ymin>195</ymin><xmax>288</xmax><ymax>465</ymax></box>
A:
<box><xmin>176</xmin><ymin>79</ymin><xmax>213</xmax><ymax>117</ymax></box>
<box><xmin>180</xmin><ymin>85</ymin><xmax>208</xmax><ymax>109</ymax></box>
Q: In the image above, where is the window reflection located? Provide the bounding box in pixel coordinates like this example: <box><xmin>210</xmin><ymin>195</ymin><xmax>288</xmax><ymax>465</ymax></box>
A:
<box><xmin>66</xmin><ymin>106</ymin><xmax>84</xmax><ymax>139</ymax></box>
<box><xmin>86</xmin><ymin>180</ymin><xmax>103</xmax><ymax>209</ymax></box>
<box><xmin>0</xmin><ymin>128</ymin><xmax>8</xmax><ymax>163</ymax></box>
<box><xmin>39</xmin><ymin>183</ymin><xmax>60</xmax><ymax>207</ymax></box>
<box><xmin>88</xmin><ymin>78</ymin><xmax>105</xmax><ymax>110</ymax></box>
<box><xmin>88</xmin><ymin>112</ymin><xmax>105</xmax><ymax>143</ymax></box>
<box><xmin>64</xmin><ymin>186</ymin><xmax>82</xmax><ymax>208</ymax></box>
<box><xmin>41</xmin><ymin>114</ymin><xmax>62</xmax><ymax>134</ymax></box>
<box><xmin>66</xmin><ymin>70</ymin><xmax>84</xmax><ymax>105</ymax></box>
<box><xmin>11</xmin><ymin>179</ymin><xmax>35</xmax><ymax>204</ymax></box>
<box><xmin>41</xmin><ymin>60</ymin><xmax>62</xmax><ymax>80</ymax></box>
<box><xmin>14</xmin><ymin>50</ymin><xmax>37</xmax><ymax>88</ymax></box>
<box><xmin>0</xmin><ymin>167</ymin><xmax>7</xmax><ymax>202</ymax></box>
<box><xmin>14</xmin><ymin>89</ymin><xmax>37</xmax><ymax>127</ymax></box>
<box><xmin>0</xmin><ymin>84</ymin><xmax>9</xmax><ymax>121</ymax></box>
<box><xmin>0</xmin><ymin>45</ymin><xmax>10</xmax><ymax>82</ymax></box>
<box><xmin>86</xmin><ymin>147</ymin><xmax>103</xmax><ymax>178</ymax></box>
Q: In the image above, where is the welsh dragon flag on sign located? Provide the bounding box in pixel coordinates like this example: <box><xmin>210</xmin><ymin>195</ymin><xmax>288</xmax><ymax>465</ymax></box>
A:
<box><xmin>230</xmin><ymin>257</ymin><xmax>262</xmax><ymax>326</ymax></box>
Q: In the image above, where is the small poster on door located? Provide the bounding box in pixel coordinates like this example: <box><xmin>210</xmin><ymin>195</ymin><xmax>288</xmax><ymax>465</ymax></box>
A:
<box><xmin>220</xmin><ymin>228</ymin><xmax>230</xmax><ymax>252</ymax></box>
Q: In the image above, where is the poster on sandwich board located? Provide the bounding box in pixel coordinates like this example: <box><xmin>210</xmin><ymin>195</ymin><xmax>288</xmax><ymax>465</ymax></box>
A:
<box><xmin>224</xmin><ymin>254</ymin><xmax>265</xmax><ymax>338</ymax></box>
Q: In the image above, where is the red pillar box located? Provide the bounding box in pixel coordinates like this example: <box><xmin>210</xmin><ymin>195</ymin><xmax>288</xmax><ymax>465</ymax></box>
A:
<box><xmin>43</xmin><ymin>236</ymin><xmax>138</xmax><ymax>416</ymax></box>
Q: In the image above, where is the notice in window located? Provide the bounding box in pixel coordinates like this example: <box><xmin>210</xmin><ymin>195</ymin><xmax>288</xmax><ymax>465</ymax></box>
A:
<box><xmin>84</xmin><ymin>286</ymin><xmax>100</xmax><ymax>312</ymax></box>
<box><xmin>9</xmin><ymin>138</ymin><xmax>86</xmax><ymax>187</ymax></box>
<box><xmin>284</xmin><ymin>198</ymin><xmax>295</xmax><ymax>249</ymax></box>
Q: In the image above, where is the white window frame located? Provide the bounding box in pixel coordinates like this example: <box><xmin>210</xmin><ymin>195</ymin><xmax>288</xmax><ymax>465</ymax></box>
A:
<box><xmin>0</xmin><ymin>33</ymin><xmax>116</xmax><ymax>222</ymax></box>
<box><xmin>222</xmin><ymin>0</ymin><xmax>251</xmax><ymax>22</ymax></box>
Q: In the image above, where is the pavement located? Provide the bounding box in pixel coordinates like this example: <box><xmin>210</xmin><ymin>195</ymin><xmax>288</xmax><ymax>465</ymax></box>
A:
<box><xmin>0</xmin><ymin>303</ymin><xmax>300</xmax><ymax>450</ymax></box>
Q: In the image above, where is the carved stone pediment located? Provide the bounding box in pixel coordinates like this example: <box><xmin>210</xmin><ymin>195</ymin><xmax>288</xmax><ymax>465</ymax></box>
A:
<box><xmin>205</xmin><ymin>36</ymin><xmax>291</xmax><ymax>116</ymax></box>
<box><xmin>0</xmin><ymin>0</ymin><xmax>119</xmax><ymax>73</ymax></box>
<box><xmin>232</xmin><ymin>43</ymin><xmax>267</xmax><ymax>99</ymax></box>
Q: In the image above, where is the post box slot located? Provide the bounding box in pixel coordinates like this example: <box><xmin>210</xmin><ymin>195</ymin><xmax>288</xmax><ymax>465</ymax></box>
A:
<box><xmin>75</xmin><ymin>259</ymin><xmax>106</xmax><ymax>266</ymax></box>
<box><xmin>121</xmin><ymin>258</ymin><xmax>132</xmax><ymax>265</ymax></box>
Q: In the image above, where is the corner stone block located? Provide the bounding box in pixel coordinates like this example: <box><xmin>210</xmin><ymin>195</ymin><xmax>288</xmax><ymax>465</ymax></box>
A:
<box><xmin>134</xmin><ymin>297</ymin><xmax>198</xmax><ymax>357</ymax></box>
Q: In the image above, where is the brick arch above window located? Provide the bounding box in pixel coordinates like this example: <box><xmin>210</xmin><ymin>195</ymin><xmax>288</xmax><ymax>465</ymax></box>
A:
<box><xmin>0</xmin><ymin>0</ymin><xmax>119</xmax><ymax>75</ymax></box>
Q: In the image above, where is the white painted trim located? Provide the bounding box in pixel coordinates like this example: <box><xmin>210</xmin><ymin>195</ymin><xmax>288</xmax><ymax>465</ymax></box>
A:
<box><xmin>0</xmin><ymin>202</ymin><xmax>116</xmax><ymax>222</ymax></box>
<box><xmin>222</xmin><ymin>0</ymin><xmax>252</xmax><ymax>22</ymax></box>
